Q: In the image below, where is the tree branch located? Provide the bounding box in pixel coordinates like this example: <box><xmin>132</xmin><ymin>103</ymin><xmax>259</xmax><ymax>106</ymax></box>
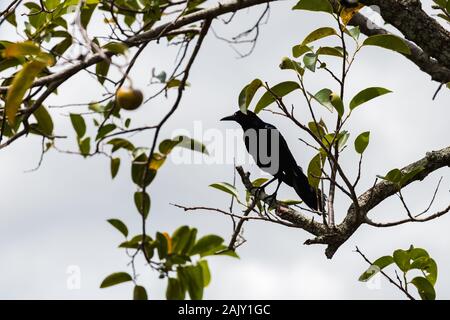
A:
<box><xmin>0</xmin><ymin>0</ymin><xmax>277</xmax><ymax>94</ymax></box>
<box><xmin>361</xmin><ymin>0</ymin><xmax>450</xmax><ymax>72</ymax></box>
<box><xmin>235</xmin><ymin>145</ymin><xmax>450</xmax><ymax>259</ymax></box>
<box><xmin>329</xmin><ymin>0</ymin><xmax>450</xmax><ymax>83</ymax></box>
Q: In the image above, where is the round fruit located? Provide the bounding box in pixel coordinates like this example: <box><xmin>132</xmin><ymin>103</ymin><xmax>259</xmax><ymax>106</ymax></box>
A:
<box><xmin>116</xmin><ymin>87</ymin><xmax>144</xmax><ymax>110</ymax></box>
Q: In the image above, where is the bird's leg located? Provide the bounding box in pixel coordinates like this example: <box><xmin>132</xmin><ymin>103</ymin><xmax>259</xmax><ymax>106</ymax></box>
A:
<box><xmin>263</xmin><ymin>178</ymin><xmax>282</xmax><ymax>206</ymax></box>
<box><xmin>250</xmin><ymin>176</ymin><xmax>277</xmax><ymax>198</ymax></box>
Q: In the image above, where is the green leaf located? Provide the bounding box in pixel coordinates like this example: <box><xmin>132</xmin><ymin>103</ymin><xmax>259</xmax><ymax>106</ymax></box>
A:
<box><xmin>347</xmin><ymin>26</ymin><xmax>360</xmax><ymax>40</ymax></box>
<box><xmin>311</xmin><ymin>88</ymin><xmax>333</xmax><ymax>111</ymax></box>
<box><xmin>134</xmin><ymin>191</ymin><xmax>151</xmax><ymax>219</ymax></box>
<box><xmin>173</xmin><ymin>135</ymin><xmax>209</xmax><ymax>155</ymax></box>
<box><xmin>409</xmin><ymin>247</ymin><xmax>429</xmax><ymax>260</ymax></box>
<box><xmin>118</xmin><ymin>240</ymin><xmax>140</xmax><ymax>249</ymax></box>
<box><xmin>172</xmin><ymin>226</ymin><xmax>191</xmax><ymax>254</ymax></box>
<box><xmin>156</xmin><ymin>232</ymin><xmax>169</xmax><ymax>259</ymax></box>
<box><xmin>51</xmin><ymin>36</ymin><xmax>73</xmax><ymax>56</ymax></box>
<box><xmin>5</xmin><ymin>60</ymin><xmax>47</xmax><ymax>125</ymax></box>
<box><xmin>307</xmin><ymin>152</ymin><xmax>324</xmax><ymax>189</ymax></box>
<box><xmin>354</xmin><ymin>131</ymin><xmax>370</xmax><ymax>154</ymax></box>
<box><xmin>133</xmin><ymin>285</ymin><xmax>148</xmax><ymax>300</ymax></box>
<box><xmin>166</xmin><ymin>277</ymin><xmax>185</xmax><ymax>300</ymax></box>
<box><xmin>425</xmin><ymin>258</ymin><xmax>438</xmax><ymax>286</ymax></box>
<box><xmin>96</xmin><ymin>123</ymin><xmax>116</xmax><ymax>140</ymax></box>
<box><xmin>363</xmin><ymin>34</ymin><xmax>411</xmax><ymax>55</ymax></box>
<box><xmin>308</xmin><ymin>121</ymin><xmax>326</xmax><ymax>139</ymax></box>
<box><xmin>5</xmin><ymin>11</ymin><xmax>17</xmax><ymax>27</ymax></box>
<box><xmin>100</xmin><ymin>272</ymin><xmax>132</xmax><ymax>288</ymax></box>
<box><xmin>103</xmin><ymin>42</ymin><xmax>128</xmax><ymax>55</ymax></box>
<box><xmin>45</xmin><ymin>0</ymin><xmax>60</xmax><ymax>10</ymax></box>
<box><xmin>303</xmin><ymin>52</ymin><xmax>318</xmax><ymax>72</ymax></box>
<box><xmin>183</xmin><ymin>265</ymin><xmax>204</xmax><ymax>300</ymax></box>
<box><xmin>80</xmin><ymin>3</ymin><xmax>97</xmax><ymax>29</ymax></box>
<box><xmin>88</xmin><ymin>102</ymin><xmax>106</xmax><ymax>114</ymax></box>
<box><xmin>96</xmin><ymin>60</ymin><xmax>110</xmax><ymax>85</ymax></box>
<box><xmin>302</xmin><ymin>27</ymin><xmax>337</xmax><ymax>45</ymax></box>
<box><xmin>410</xmin><ymin>256</ymin><xmax>438</xmax><ymax>285</ymax></box>
<box><xmin>292</xmin><ymin>0</ymin><xmax>333</xmax><ymax>14</ymax></box>
<box><xmin>107</xmin><ymin>218</ymin><xmax>128</xmax><ymax>237</ymax></box>
<box><xmin>329</xmin><ymin>92</ymin><xmax>344</xmax><ymax>117</ymax></box>
<box><xmin>70</xmin><ymin>113</ymin><xmax>86</xmax><ymax>138</ymax></box>
<box><xmin>358</xmin><ymin>255</ymin><xmax>394</xmax><ymax>282</ymax></box>
<box><xmin>118</xmin><ymin>235</ymin><xmax>152</xmax><ymax>249</ymax></box>
<box><xmin>181</xmin><ymin>228</ymin><xmax>197</xmax><ymax>255</ymax></box>
<box><xmin>131</xmin><ymin>154</ymin><xmax>156</xmax><ymax>188</ymax></box>
<box><xmin>393</xmin><ymin>249</ymin><xmax>411</xmax><ymax>272</ymax></box>
<box><xmin>316</xmin><ymin>46</ymin><xmax>343</xmax><ymax>57</ymax></box>
<box><xmin>110</xmin><ymin>157</ymin><xmax>120</xmax><ymax>178</ymax></box>
<box><xmin>349</xmin><ymin>87</ymin><xmax>392</xmax><ymax>110</ymax></box>
<box><xmin>337</xmin><ymin>131</ymin><xmax>350</xmax><ymax>150</ymax></box>
<box><xmin>238</xmin><ymin>79</ymin><xmax>262</xmax><ymax>113</ymax></box>
<box><xmin>411</xmin><ymin>277</ymin><xmax>436</xmax><ymax>300</ymax></box>
<box><xmin>379</xmin><ymin>168</ymin><xmax>402</xmax><ymax>184</ymax></box>
<box><xmin>399</xmin><ymin>166</ymin><xmax>424</xmax><ymax>186</ymax></box>
<box><xmin>214</xmin><ymin>246</ymin><xmax>240</xmax><ymax>258</ymax></box>
<box><xmin>32</xmin><ymin>106</ymin><xmax>54</xmax><ymax>136</ymax></box>
<box><xmin>79</xmin><ymin>137</ymin><xmax>91</xmax><ymax>157</ymax></box>
<box><xmin>108</xmin><ymin>138</ymin><xmax>135</xmax><ymax>152</ymax></box>
<box><xmin>190</xmin><ymin>235</ymin><xmax>224</xmax><ymax>256</ymax></box>
<box><xmin>254</xmin><ymin>81</ymin><xmax>300</xmax><ymax>113</ymax></box>
<box><xmin>159</xmin><ymin>139</ymin><xmax>181</xmax><ymax>155</ymax></box>
<box><xmin>279</xmin><ymin>57</ymin><xmax>305</xmax><ymax>75</ymax></box>
<box><xmin>166</xmin><ymin>78</ymin><xmax>182</xmax><ymax>88</ymax></box>
<box><xmin>209</xmin><ymin>182</ymin><xmax>239</xmax><ymax>198</ymax></box>
<box><xmin>198</xmin><ymin>260</ymin><xmax>211</xmax><ymax>287</ymax></box>
<box><xmin>252</xmin><ymin>178</ymin><xmax>269</xmax><ymax>187</ymax></box>
<box><xmin>322</xmin><ymin>133</ymin><xmax>335</xmax><ymax>149</ymax></box>
<box><xmin>292</xmin><ymin>44</ymin><xmax>312</xmax><ymax>58</ymax></box>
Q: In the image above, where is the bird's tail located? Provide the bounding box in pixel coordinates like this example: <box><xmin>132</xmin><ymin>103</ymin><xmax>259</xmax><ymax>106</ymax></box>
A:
<box><xmin>281</xmin><ymin>166</ymin><xmax>326</xmax><ymax>212</ymax></box>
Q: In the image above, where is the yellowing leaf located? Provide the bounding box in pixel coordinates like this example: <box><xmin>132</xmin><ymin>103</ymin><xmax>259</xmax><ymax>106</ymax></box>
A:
<box><xmin>5</xmin><ymin>60</ymin><xmax>47</xmax><ymax>125</ymax></box>
<box><xmin>340</xmin><ymin>4</ymin><xmax>364</xmax><ymax>26</ymax></box>
<box><xmin>3</xmin><ymin>41</ymin><xmax>40</xmax><ymax>59</ymax></box>
<box><xmin>149</xmin><ymin>153</ymin><xmax>166</xmax><ymax>170</ymax></box>
<box><xmin>163</xmin><ymin>232</ymin><xmax>172</xmax><ymax>254</ymax></box>
<box><xmin>35</xmin><ymin>52</ymin><xmax>55</xmax><ymax>66</ymax></box>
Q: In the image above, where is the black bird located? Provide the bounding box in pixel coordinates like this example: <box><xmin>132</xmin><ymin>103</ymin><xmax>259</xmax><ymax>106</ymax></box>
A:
<box><xmin>340</xmin><ymin>0</ymin><xmax>360</xmax><ymax>8</ymax></box>
<box><xmin>221</xmin><ymin>110</ymin><xmax>325</xmax><ymax>212</ymax></box>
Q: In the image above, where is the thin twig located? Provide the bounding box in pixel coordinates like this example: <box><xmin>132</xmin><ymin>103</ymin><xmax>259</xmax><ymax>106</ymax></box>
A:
<box><xmin>355</xmin><ymin>246</ymin><xmax>415</xmax><ymax>300</ymax></box>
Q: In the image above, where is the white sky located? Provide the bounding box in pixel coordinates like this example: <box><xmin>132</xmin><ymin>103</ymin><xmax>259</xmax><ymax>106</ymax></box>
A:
<box><xmin>0</xmin><ymin>0</ymin><xmax>449</xmax><ymax>299</ymax></box>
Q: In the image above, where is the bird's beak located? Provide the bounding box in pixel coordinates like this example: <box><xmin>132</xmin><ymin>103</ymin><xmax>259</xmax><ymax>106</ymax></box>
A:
<box><xmin>220</xmin><ymin>114</ymin><xmax>235</xmax><ymax>121</ymax></box>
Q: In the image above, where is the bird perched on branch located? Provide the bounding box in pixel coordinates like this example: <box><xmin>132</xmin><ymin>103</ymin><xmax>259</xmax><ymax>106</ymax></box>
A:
<box><xmin>221</xmin><ymin>110</ymin><xmax>325</xmax><ymax>212</ymax></box>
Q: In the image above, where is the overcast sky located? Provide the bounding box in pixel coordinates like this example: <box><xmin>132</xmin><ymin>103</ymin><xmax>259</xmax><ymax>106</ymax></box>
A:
<box><xmin>0</xmin><ymin>0</ymin><xmax>449</xmax><ymax>299</ymax></box>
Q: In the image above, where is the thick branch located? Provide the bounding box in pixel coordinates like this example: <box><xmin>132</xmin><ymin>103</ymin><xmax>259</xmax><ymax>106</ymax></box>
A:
<box><xmin>236</xmin><ymin>145</ymin><xmax>450</xmax><ymax>259</ymax></box>
<box><xmin>361</xmin><ymin>0</ymin><xmax>450</xmax><ymax>71</ymax></box>
<box><xmin>356</xmin><ymin>146</ymin><xmax>450</xmax><ymax>215</ymax></box>
<box><xmin>328</xmin><ymin>0</ymin><xmax>450</xmax><ymax>83</ymax></box>
<box><xmin>330</xmin><ymin>146</ymin><xmax>450</xmax><ymax>257</ymax></box>
<box><xmin>349</xmin><ymin>8</ymin><xmax>450</xmax><ymax>83</ymax></box>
